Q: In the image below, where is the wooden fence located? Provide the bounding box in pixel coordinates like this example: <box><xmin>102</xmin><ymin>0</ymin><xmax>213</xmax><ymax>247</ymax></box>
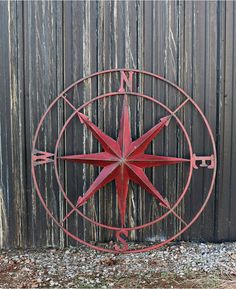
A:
<box><xmin>0</xmin><ymin>1</ymin><xmax>235</xmax><ymax>248</ymax></box>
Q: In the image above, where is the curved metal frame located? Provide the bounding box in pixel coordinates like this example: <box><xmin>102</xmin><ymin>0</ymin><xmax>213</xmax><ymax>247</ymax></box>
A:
<box><xmin>32</xmin><ymin>69</ymin><xmax>217</xmax><ymax>253</ymax></box>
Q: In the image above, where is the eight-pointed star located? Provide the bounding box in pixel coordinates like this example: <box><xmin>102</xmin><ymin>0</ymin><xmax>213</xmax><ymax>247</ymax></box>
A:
<box><xmin>60</xmin><ymin>95</ymin><xmax>189</xmax><ymax>227</ymax></box>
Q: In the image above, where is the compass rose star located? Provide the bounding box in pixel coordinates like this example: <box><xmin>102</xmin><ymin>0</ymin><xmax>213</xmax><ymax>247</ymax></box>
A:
<box><xmin>60</xmin><ymin>95</ymin><xmax>189</xmax><ymax>227</ymax></box>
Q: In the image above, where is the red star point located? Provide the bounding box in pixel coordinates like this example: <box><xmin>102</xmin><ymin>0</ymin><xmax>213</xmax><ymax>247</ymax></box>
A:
<box><xmin>60</xmin><ymin>95</ymin><xmax>189</xmax><ymax>227</ymax></box>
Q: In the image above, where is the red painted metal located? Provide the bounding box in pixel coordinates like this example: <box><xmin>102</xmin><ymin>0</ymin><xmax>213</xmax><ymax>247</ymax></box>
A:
<box><xmin>54</xmin><ymin>91</ymin><xmax>194</xmax><ymax>233</ymax></box>
<box><xmin>60</xmin><ymin>95</ymin><xmax>189</xmax><ymax>227</ymax></box>
<box><xmin>192</xmin><ymin>154</ymin><xmax>215</xmax><ymax>169</ymax></box>
<box><xmin>32</xmin><ymin>69</ymin><xmax>217</xmax><ymax>253</ymax></box>
<box><xmin>32</xmin><ymin>150</ymin><xmax>54</xmax><ymax>165</ymax></box>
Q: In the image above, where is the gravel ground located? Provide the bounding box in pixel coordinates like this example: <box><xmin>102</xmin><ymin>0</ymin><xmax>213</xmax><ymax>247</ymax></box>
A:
<box><xmin>0</xmin><ymin>242</ymin><xmax>236</xmax><ymax>288</ymax></box>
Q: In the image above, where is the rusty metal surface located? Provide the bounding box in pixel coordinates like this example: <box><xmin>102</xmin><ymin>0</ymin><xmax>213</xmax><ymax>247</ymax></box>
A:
<box><xmin>0</xmin><ymin>1</ymin><xmax>235</xmax><ymax>248</ymax></box>
<box><xmin>31</xmin><ymin>69</ymin><xmax>216</xmax><ymax>253</ymax></box>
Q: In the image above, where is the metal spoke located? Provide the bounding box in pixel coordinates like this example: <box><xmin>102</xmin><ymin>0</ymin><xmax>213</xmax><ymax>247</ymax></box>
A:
<box><xmin>171</xmin><ymin>98</ymin><xmax>190</xmax><ymax>116</ymax></box>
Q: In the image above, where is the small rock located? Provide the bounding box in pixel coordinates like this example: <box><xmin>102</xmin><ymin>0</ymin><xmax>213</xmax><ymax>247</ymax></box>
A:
<box><xmin>231</xmin><ymin>254</ymin><xmax>236</xmax><ymax>260</ymax></box>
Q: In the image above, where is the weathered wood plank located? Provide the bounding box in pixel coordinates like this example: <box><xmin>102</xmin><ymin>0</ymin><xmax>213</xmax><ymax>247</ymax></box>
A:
<box><xmin>0</xmin><ymin>1</ymin><xmax>27</xmax><ymax>248</ymax></box>
<box><xmin>181</xmin><ymin>0</ymin><xmax>193</xmax><ymax>241</ymax></box>
<box><xmin>200</xmin><ymin>1</ymin><xmax>217</xmax><ymax>242</ymax></box>
<box><xmin>0</xmin><ymin>0</ymin><xmax>236</xmax><ymax>248</ymax></box>
<box><xmin>214</xmin><ymin>0</ymin><xmax>226</xmax><ymax>242</ymax></box>
<box><xmin>216</xmin><ymin>0</ymin><xmax>234</xmax><ymax>241</ymax></box>
<box><xmin>229</xmin><ymin>1</ymin><xmax>236</xmax><ymax>240</ymax></box>
<box><xmin>23</xmin><ymin>1</ymin><xmax>64</xmax><ymax>247</ymax></box>
<box><xmin>0</xmin><ymin>0</ymin><xmax>11</xmax><ymax>249</ymax></box>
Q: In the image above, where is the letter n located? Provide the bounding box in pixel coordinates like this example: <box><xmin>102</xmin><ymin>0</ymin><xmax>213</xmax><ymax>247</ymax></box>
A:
<box><xmin>118</xmin><ymin>71</ymin><xmax>134</xmax><ymax>92</ymax></box>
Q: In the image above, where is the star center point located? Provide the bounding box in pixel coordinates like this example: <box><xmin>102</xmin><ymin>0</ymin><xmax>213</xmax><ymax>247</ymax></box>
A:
<box><xmin>119</xmin><ymin>157</ymin><xmax>126</xmax><ymax>164</ymax></box>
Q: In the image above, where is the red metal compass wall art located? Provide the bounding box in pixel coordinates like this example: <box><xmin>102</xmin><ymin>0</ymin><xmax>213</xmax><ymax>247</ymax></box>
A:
<box><xmin>32</xmin><ymin>69</ymin><xmax>217</xmax><ymax>253</ymax></box>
